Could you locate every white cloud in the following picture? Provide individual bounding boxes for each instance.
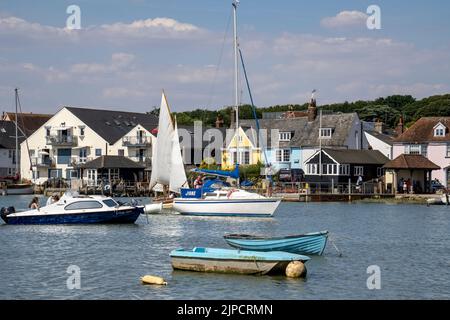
[321,11,368,29]
[70,53,135,74]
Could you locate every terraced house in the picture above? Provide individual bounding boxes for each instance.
[392,117,450,187]
[238,97,369,172]
[20,107,158,185]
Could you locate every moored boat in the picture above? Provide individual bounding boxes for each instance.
[173,189,281,217]
[170,247,310,276]
[224,231,329,256]
[0,194,143,225]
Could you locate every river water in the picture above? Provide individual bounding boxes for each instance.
[0,195,449,299]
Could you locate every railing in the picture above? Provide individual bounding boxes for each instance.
[271,181,386,195]
[70,156,93,166]
[129,156,151,167]
[122,136,152,146]
[46,135,78,146]
[31,157,54,167]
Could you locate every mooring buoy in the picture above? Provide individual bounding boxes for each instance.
[285,261,307,278]
[141,275,167,285]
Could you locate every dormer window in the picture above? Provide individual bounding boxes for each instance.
[434,123,446,137]
[320,128,333,139]
[279,132,292,142]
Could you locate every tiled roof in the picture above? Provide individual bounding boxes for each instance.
[0,120,21,149]
[395,117,450,143]
[4,112,52,137]
[78,155,145,169]
[323,148,389,165]
[383,154,440,170]
[66,107,158,144]
[240,113,358,148]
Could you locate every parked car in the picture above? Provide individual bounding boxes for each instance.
[278,169,304,183]
[431,179,445,193]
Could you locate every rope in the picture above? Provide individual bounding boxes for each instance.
[329,236,343,257]
[206,7,232,109]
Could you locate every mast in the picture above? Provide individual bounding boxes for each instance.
[14,88,19,178]
[233,0,240,186]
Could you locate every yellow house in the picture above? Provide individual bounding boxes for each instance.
[221,126,261,169]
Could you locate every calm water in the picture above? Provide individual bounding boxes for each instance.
[0,195,449,300]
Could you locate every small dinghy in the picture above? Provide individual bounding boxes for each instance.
[170,247,310,276]
[0,193,143,225]
[224,231,329,256]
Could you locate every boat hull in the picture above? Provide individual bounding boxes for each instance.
[172,198,281,217]
[1,207,143,225]
[5,186,34,195]
[171,256,288,275]
[170,247,309,276]
[224,231,329,256]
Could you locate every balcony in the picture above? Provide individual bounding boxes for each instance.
[46,135,78,146]
[70,156,93,167]
[129,156,152,168]
[122,136,152,147]
[31,157,54,168]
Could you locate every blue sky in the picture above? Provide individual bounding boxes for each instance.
[1,0,450,114]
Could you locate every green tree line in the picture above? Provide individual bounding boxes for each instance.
[150,94,450,129]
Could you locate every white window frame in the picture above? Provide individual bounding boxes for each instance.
[276,149,290,162]
[354,166,364,176]
[279,132,292,142]
[320,128,333,139]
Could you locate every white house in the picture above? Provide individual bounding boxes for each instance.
[20,107,158,185]
[0,121,19,177]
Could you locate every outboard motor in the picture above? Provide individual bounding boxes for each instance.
[0,206,15,223]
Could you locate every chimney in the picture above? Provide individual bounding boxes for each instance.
[215,115,224,128]
[395,116,404,136]
[307,97,317,122]
[374,119,384,134]
[230,108,236,128]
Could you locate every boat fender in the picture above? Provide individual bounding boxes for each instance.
[285,261,307,278]
[141,275,167,285]
[144,203,163,214]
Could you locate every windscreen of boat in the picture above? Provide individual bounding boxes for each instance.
[102,199,118,207]
[64,201,103,210]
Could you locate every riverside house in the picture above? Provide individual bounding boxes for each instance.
[237,97,369,172]
[20,107,158,186]
[392,117,450,187]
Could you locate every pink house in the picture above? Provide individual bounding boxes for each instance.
[393,117,450,187]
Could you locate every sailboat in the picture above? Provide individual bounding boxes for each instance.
[144,92,188,213]
[1,89,34,195]
[171,0,281,217]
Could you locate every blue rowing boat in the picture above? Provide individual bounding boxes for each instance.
[224,231,329,256]
[170,247,310,275]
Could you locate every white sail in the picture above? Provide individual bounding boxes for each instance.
[169,119,188,193]
[149,92,175,189]
[150,92,188,193]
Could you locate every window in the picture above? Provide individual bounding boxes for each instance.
[242,151,250,164]
[377,167,385,177]
[276,149,290,162]
[434,124,446,137]
[79,126,85,136]
[65,201,103,210]
[118,149,125,157]
[95,148,102,157]
[69,170,79,179]
[405,144,427,157]
[279,132,292,142]
[320,128,332,139]
[57,148,71,165]
[354,166,364,176]
[79,148,87,163]
[447,144,450,158]
[103,199,118,208]
[339,164,350,176]
[29,149,36,158]
[45,128,51,137]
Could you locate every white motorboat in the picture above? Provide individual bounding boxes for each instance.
[173,189,281,217]
[0,192,143,225]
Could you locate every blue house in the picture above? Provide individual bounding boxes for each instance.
[239,98,368,173]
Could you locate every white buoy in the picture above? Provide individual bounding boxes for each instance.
[285,261,307,278]
[141,275,167,285]
[144,203,163,214]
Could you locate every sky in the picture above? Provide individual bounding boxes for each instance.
[1,0,450,114]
